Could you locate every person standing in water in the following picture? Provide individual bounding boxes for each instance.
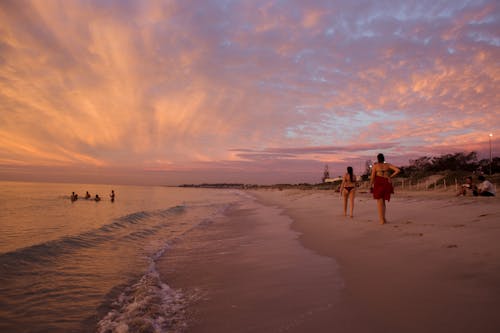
[370,153,400,225]
[110,190,115,202]
[340,166,357,218]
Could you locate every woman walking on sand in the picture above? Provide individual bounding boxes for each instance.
[370,153,400,224]
[340,166,357,218]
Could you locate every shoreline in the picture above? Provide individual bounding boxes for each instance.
[157,195,346,332]
[250,189,500,332]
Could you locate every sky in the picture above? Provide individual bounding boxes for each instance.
[0,0,499,185]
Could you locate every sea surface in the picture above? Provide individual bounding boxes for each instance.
[0,181,243,333]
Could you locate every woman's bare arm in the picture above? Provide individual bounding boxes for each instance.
[389,164,400,178]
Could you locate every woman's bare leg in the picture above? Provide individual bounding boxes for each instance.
[377,198,386,224]
[349,190,355,217]
[343,190,348,216]
[382,199,386,223]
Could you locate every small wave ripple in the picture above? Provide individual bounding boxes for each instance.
[0,205,186,269]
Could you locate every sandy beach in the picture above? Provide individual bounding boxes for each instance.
[252,189,500,332]
[158,188,500,332]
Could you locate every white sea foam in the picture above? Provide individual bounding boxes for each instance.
[96,265,190,333]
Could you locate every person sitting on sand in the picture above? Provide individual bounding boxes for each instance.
[85,191,91,199]
[370,153,400,225]
[340,166,357,218]
[94,194,101,202]
[456,176,478,196]
[477,175,496,197]
[71,192,78,202]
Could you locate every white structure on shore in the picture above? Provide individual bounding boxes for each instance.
[323,177,342,183]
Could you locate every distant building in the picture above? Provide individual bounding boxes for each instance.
[322,164,330,183]
[323,177,342,183]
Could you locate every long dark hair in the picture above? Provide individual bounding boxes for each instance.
[377,153,385,163]
[347,166,354,182]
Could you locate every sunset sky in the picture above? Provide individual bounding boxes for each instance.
[1,0,499,185]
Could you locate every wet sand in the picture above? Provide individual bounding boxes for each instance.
[157,196,347,332]
[158,189,500,332]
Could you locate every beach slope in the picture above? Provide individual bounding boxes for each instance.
[251,189,500,333]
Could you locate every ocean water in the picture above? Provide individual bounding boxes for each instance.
[0,181,243,333]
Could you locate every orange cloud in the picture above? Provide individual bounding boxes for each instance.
[0,0,498,184]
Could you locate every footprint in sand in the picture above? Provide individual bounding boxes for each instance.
[405,232,423,236]
[453,224,465,228]
[446,244,458,248]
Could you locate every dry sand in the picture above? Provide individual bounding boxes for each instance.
[251,189,500,333]
[159,189,500,332]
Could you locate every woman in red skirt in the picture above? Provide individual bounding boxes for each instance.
[370,153,400,224]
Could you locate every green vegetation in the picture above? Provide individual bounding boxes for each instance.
[399,152,499,182]
[360,151,498,182]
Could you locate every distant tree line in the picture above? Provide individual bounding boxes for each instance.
[361,152,499,181]
[178,183,245,188]
[401,152,499,177]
